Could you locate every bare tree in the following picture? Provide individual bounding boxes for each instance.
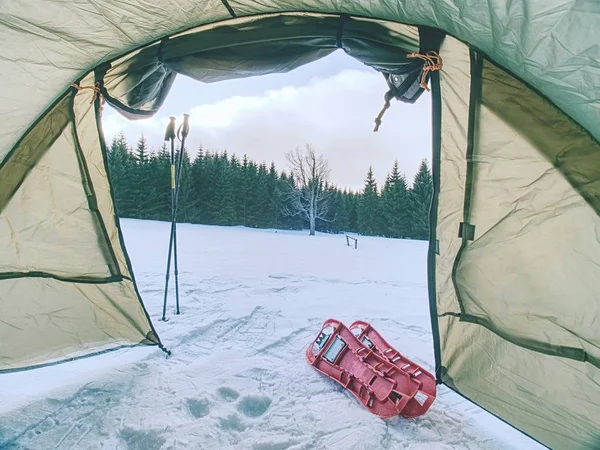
[283,144,333,236]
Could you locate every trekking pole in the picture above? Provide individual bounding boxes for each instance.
[161,115,177,321]
[172,113,190,315]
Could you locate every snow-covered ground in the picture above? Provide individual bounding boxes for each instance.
[0,220,543,450]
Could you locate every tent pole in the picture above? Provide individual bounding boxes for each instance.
[162,116,177,321]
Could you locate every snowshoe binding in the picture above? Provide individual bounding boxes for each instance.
[349,320,436,418]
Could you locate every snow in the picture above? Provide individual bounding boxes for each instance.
[0,219,543,449]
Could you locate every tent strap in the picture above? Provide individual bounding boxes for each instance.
[70,82,105,115]
[407,51,443,92]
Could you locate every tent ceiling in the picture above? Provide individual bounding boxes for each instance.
[1,1,599,163]
[101,13,422,118]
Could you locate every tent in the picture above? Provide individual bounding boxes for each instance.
[1,2,599,448]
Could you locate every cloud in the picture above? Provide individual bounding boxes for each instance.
[102,69,431,191]
[102,114,165,140]
[189,95,270,128]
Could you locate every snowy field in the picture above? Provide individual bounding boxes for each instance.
[0,220,543,450]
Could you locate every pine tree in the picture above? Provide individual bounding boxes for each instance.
[107,131,135,217]
[278,172,291,229]
[229,154,242,224]
[346,191,359,232]
[381,160,410,238]
[135,134,148,163]
[239,155,251,226]
[323,187,346,233]
[408,158,433,240]
[266,162,280,227]
[105,132,425,238]
[184,146,206,223]
[202,151,220,224]
[151,142,172,221]
[174,146,192,222]
[214,152,236,225]
[333,189,350,232]
[280,172,303,230]
[130,134,153,218]
[250,163,269,227]
[358,166,380,235]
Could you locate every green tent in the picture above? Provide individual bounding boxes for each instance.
[1,2,599,448]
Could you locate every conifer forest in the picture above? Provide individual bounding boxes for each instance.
[107,132,433,240]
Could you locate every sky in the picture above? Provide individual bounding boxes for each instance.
[102,50,431,192]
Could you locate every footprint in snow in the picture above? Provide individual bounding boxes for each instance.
[236,396,272,418]
[185,398,211,418]
[217,387,240,402]
[253,440,300,450]
[218,414,246,432]
[118,427,166,450]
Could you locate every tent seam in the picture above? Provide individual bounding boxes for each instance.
[220,0,236,18]
[425,29,445,385]
[459,313,598,369]
[0,272,128,284]
[70,91,122,278]
[0,344,152,375]
[0,96,71,213]
[451,48,482,318]
[94,72,166,352]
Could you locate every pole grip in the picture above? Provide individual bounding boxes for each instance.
[178,113,190,140]
[164,115,177,141]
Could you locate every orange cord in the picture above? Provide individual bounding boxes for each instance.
[406,51,443,92]
[373,51,443,132]
[70,81,105,115]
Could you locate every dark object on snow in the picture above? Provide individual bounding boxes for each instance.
[345,234,358,249]
[306,319,436,418]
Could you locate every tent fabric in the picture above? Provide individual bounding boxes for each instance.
[1,2,600,449]
[455,58,600,368]
[435,37,600,449]
[0,71,160,372]
[99,43,178,119]
[102,13,421,116]
[0,277,158,371]
[439,315,600,450]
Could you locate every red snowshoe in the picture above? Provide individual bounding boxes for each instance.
[349,320,436,418]
[306,319,423,419]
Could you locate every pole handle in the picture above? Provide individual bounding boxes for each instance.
[164,115,177,141]
[178,113,190,140]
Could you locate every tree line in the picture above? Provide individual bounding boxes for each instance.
[106,132,432,239]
